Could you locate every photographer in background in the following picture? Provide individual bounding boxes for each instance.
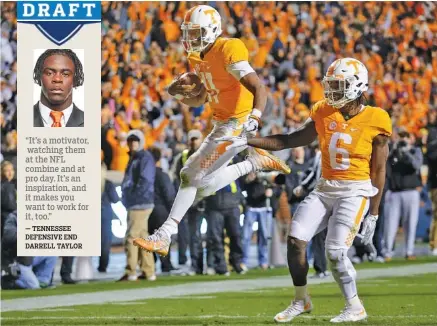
[205,163,245,275]
[1,211,57,289]
[426,109,437,256]
[384,131,423,260]
[241,171,277,270]
[286,147,312,216]
[148,147,177,274]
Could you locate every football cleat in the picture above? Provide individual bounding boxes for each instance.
[133,228,171,257]
[247,147,291,174]
[330,304,367,323]
[274,297,313,323]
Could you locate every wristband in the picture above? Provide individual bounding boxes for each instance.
[249,114,262,127]
[251,108,262,118]
[249,108,262,128]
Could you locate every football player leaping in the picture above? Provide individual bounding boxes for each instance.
[219,58,392,323]
[133,5,290,256]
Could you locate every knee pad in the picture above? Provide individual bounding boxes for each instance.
[326,247,348,262]
[326,247,356,282]
[180,165,197,188]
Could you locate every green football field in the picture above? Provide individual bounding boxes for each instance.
[2,258,437,326]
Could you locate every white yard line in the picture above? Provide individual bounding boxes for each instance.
[300,315,436,319]
[1,315,250,320]
[1,263,436,312]
[32,308,76,312]
[106,295,217,305]
[2,315,436,321]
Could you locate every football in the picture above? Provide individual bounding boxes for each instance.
[169,72,205,98]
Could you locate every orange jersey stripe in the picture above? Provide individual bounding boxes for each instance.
[345,197,368,247]
[354,197,367,227]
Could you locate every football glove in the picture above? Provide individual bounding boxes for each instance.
[359,214,378,245]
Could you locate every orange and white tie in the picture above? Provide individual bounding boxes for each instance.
[50,111,63,127]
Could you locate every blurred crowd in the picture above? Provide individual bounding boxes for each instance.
[2,2,437,289]
[100,1,437,175]
[1,2,17,171]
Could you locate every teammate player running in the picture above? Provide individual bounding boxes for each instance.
[219,58,392,323]
[133,5,290,256]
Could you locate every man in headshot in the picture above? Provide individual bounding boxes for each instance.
[33,49,84,127]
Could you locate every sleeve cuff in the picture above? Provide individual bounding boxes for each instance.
[226,61,255,80]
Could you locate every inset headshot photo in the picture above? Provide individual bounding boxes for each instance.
[33,49,84,127]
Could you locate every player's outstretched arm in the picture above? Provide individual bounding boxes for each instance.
[247,119,318,151]
[216,119,318,151]
[369,134,389,215]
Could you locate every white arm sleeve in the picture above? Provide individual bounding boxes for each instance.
[226,61,255,81]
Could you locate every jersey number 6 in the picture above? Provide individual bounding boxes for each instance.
[328,132,352,170]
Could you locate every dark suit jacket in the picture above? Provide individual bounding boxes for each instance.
[33,102,84,127]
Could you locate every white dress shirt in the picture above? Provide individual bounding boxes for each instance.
[39,102,73,127]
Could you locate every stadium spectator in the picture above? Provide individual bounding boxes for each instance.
[205,160,245,275]
[106,129,130,172]
[95,2,436,185]
[426,108,437,255]
[101,109,114,168]
[2,211,57,289]
[384,131,424,260]
[148,19,168,51]
[0,3,17,145]
[60,257,76,284]
[275,185,293,242]
[1,131,17,172]
[1,160,16,236]
[286,147,312,215]
[241,172,274,270]
[119,130,156,281]
[99,162,120,273]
